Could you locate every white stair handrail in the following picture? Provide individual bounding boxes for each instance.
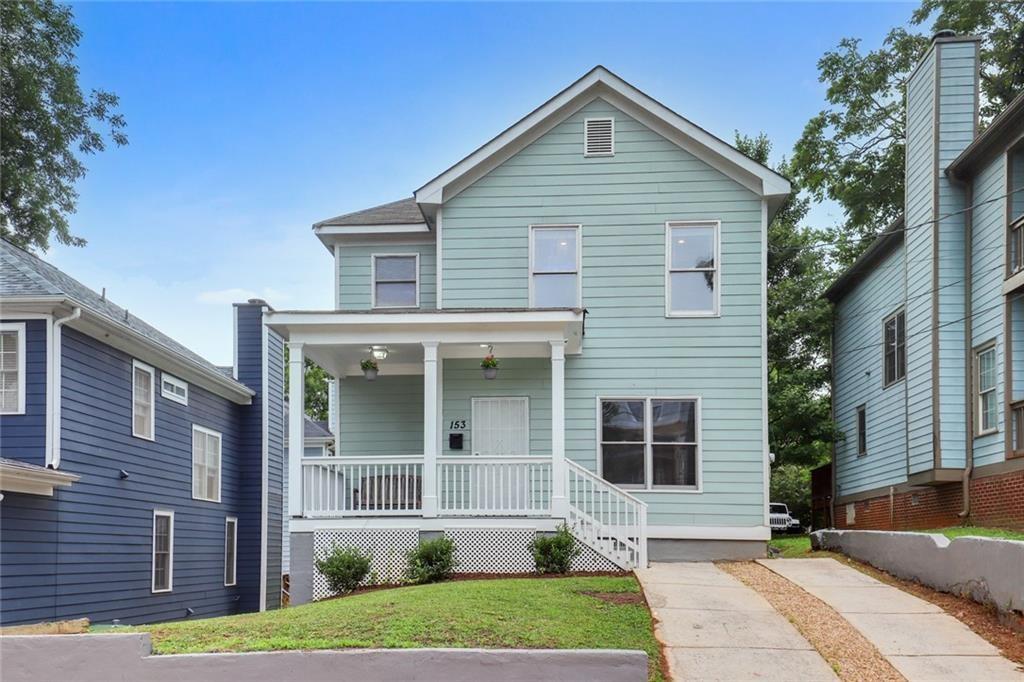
[565,460,648,569]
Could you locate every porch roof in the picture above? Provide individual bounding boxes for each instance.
[265,307,584,377]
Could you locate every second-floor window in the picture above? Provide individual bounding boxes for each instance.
[132,360,155,440]
[530,225,580,308]
[975,344,997,436]
[883,310,906,386]
[372,254,419,308]
[0,322,25,415]
[666,221,719,316]
[192,425,222,502]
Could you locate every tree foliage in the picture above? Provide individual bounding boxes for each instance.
[735,133,835,468]
[770,464,812,525]
[1,0,127,251]
[792,1,1024,266]
[284,347,331,422]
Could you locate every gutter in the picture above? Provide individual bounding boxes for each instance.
[958,179,975,519]
[47,306,81,469]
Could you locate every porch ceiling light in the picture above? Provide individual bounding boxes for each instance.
[370,345,389,361]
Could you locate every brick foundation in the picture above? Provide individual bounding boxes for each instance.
[834,467,1024,531]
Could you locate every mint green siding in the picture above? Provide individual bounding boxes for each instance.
[903,48,938,475]
[338,375,424,455]
[338,242,436,310]
[443,98,766,527]
[833,246,908,496]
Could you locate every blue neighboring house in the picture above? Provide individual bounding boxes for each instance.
[0,239,285,625]
[825,33,1024,530]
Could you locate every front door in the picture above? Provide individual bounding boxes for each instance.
[471,397,530,456]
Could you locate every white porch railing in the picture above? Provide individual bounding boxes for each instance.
[301,456,423,517]
[438,456,552,516]
[566,460,647,568]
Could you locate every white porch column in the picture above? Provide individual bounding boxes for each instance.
[422,341,440,517]
[327,378,340,438]
[550,339,568,517]
[287,342,305,518]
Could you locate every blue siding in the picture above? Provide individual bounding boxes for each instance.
[833,246,909,496]
[0,319,48,466]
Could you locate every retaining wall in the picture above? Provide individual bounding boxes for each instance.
[0,633,648,682]
[811,529,1024,615]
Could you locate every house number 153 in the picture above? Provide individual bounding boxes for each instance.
[448,420,467,430]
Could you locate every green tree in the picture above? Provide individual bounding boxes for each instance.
[284,347,330,422]
[792,1,1024,266]
[1,0,128,251]
[770,463,812,525]
[735,133,836,468]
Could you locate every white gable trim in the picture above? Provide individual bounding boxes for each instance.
[415,66,790,210]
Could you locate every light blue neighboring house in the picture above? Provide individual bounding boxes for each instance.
[826,32,1024,530]
[269,66,791,601]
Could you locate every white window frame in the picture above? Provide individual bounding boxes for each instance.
[224,516,238,587]
[665,221,721,317]
[161,373,188,405]
[583,117,615,157]
[0,322,27,416]
[192,424,223,503]
[151,510,174,593]
[882,309,906,387]
[132,360,156,441]
[975,343,998,437]
[470,396,531,456]
[371,253,420,309]
[528,224,582,309]
[595,396,702,492]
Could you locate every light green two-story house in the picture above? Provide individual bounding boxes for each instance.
[268,67,790,601]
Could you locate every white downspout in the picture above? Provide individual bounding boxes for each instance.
[48,306,82,469]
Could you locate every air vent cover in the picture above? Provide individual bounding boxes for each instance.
[584,117,614,157]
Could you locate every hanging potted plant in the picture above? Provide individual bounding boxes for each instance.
[360,358,379,381]
[481,354,499,380]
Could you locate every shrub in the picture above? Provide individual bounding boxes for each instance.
[530,524,580,574]
[406,536,458,584]
[315,546,372,594]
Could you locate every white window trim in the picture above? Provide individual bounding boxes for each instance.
[975,342,998,437]
[132,360,156,441]
[192,424,223,503]
[151,509,174,593]
[594,395,703,492]
[0,322,27,416]
[583,117,615,157]
[665,220,721,318]
[161,373,188,405]
[882,309,906,387]
[528,224,582,309]
[371,253,420,309]
[224,516,238,587]
[470,396,531,456]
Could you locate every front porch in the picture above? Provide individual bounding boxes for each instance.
[267,308,647,569]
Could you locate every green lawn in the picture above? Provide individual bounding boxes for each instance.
[769,526,1024,558]
[134,576,665,681]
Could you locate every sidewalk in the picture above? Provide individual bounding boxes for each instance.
[636,563,838,681]
[758,558,1023,681]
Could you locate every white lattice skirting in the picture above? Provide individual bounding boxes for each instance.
[312,527,620,599]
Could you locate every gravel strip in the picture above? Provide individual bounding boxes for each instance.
[719,561,904,681]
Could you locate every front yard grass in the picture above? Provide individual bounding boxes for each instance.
[135,575,665,680]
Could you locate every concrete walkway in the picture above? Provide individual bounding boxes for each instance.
[636,563,838,681]
[758,558,1023,681]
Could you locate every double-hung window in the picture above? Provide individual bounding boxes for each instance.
[975,344,997,436]
[666,221,719,316]
[224,517,238,586]
[372,254,419,308]
[883,310,906,386]
[530,225,580,308]
[152,510,174,593]
[132,360,155,440]
[0,322,26,415]
[599,397,700,490]
[192,425,222,502]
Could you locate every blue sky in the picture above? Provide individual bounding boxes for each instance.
[53,1,914,365]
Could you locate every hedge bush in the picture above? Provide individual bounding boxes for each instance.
[315,546,372,594]
[530,524,580,573]
[406,536,458,584]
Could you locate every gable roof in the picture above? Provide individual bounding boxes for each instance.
[313,197,425,228]
[823,215,906,303]
[414,65,791,218]
[0,239,253,402]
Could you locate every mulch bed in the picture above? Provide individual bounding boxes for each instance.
[830,554,1024,665]
[719,561,903,681]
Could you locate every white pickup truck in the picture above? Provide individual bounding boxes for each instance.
[769,503,803,534]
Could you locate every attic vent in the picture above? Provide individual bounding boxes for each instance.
[584,117,614,157]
